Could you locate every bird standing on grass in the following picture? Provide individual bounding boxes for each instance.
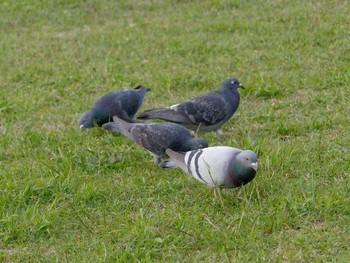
[102,116,208,167]
[165,146,257,188]
[137,78,244,135]
[79,85,150,130]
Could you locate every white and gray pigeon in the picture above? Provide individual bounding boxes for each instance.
[137,78,244,135]
[102,116,209,167]
[79,85,150,130]
[165,146,257,188]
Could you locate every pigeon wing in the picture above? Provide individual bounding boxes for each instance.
[174,92,227,125]
[130,123,181,156]
[110,90,142,119]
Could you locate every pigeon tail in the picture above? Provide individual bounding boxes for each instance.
[102,116,135,140]
[159,160,178,168]
[101,122,121,134]
[165,149,188,172]
[112,116,135,138]
[134,85,150,92]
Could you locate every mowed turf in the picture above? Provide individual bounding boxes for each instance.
[0,0,349,261]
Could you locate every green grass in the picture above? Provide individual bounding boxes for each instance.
[1,0,349,261]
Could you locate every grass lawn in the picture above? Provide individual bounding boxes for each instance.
[1,0,349,261]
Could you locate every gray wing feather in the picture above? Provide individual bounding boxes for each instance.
[175,92,227,124]
[137,108,190,123]
[130,123,188,156]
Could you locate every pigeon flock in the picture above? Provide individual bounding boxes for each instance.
[79,78,258,190]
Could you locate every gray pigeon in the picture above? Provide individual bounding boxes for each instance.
[102,116,208,166]
[79,85,150,130]
[137,78,244,135]
[165,146,257,188]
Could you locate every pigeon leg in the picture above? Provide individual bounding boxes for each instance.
[159,160,177,168]
[215,129,229,139]
[213,187,218,200]
[154,156,161,165]
[149,152,161,165]
[215,129,225,136]
[195,123,202,137]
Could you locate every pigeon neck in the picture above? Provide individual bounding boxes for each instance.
[93,108,110,125]
[221,88,240,114]
[221,87,240,96]
[220,88,240,104]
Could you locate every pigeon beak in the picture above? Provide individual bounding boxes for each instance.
[251,162,258,171]
[80,124,85,130]
[239,83,245,89]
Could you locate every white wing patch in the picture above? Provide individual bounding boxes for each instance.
[169,103,180,110]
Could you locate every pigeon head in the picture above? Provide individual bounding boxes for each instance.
[232,150,258,185]
[183,137,209,151]
[79,109,108,130]
[79,111,94,130]
[221,78,245,92]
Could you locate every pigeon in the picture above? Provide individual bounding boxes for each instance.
[165,146,257,188]
[137,78,244,135]
[102,116,208,167]
[79,85,150,130]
